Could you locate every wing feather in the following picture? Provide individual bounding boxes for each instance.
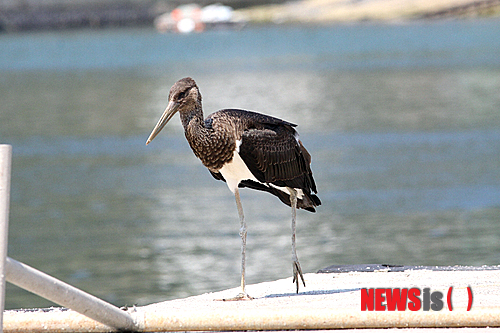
[238,120,316,193]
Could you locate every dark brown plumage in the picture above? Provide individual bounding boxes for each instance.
[146,77,320,299]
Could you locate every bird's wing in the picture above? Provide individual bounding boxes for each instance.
[208,109,297,129]
[238,120,315,192]
[209,170,225,182]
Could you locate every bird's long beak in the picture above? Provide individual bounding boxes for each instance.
[146,101,180,145]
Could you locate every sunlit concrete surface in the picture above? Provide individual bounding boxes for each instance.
[3,267,500,332]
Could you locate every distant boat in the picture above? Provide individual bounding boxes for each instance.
[154,3,247,33]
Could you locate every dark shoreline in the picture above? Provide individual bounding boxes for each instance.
[1,0,499,32]
[0,0,281,32]
[0,2,157,32]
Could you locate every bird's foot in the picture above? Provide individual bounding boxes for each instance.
[218,292,254,301]
[292,259,306,293]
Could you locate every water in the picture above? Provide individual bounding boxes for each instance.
[1,20,500,309]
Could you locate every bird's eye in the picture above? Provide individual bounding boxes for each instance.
[178,90,188,100]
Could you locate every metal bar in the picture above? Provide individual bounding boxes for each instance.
[0,144,140,331]
[5,257,140,332]
[0,145,13,333]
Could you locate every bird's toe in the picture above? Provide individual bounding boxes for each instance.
[292,260,306,293]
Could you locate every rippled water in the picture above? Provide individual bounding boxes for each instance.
[1,21,500,309]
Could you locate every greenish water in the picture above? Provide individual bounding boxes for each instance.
[1,21,500,309]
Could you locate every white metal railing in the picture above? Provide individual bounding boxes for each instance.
[0,144,140,332]
[0,145,11,332]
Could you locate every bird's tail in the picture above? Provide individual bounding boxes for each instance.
[239,180,321,212]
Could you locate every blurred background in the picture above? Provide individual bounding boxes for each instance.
[1,0,500,310]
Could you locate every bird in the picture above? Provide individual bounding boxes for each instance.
[146,77,320,300]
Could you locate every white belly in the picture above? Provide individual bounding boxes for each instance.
[219,149,258,193]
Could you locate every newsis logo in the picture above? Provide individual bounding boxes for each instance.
[361,287,473,311]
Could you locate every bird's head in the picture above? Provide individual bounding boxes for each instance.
[146,77,201,145]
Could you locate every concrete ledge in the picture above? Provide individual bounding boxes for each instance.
[4,268,500,332]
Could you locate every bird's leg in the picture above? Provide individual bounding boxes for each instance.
[288,187,305,293]
[222,188,253,301]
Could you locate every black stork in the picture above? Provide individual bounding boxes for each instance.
[146,77,320,300]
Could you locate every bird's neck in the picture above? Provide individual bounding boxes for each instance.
[180,104,204,130]
[181,106,236,172]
